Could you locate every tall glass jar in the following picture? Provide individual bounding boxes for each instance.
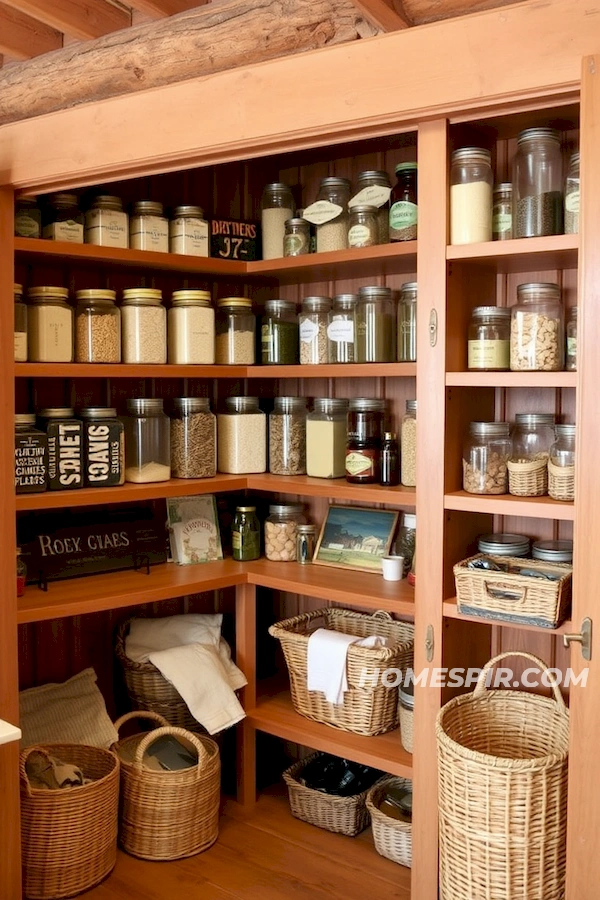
[401,400,417,487]
[463,422,511,494]
[75,289,121,363]
[37,408,84,492]
[299,296,330,364]
[389,162,418,242]
[43,193,84,243]
[15,197,41,239]
[129,201,169,252]
[346,397,385,484]
[169,205,209,256]
[124,398,171,483]
[450,148,493,245]
[27,286,73,362]
[328,294,357,363]
[215,298,256,365]
[564,151,580,234]
[217,396,266,474]
[170,397,216,479]
[566,306,577,371]
[261,183,294,260]
[514,128,563,237]
[348,205,378,248]
[264,504,305,561]
[15,413,47,494]
[14,284,27,362]
[80,407,125,487]
[121,288,167,364]
[85,195,128,248]
[232,506,261,561]
[510,282,564,371]
[269,396,307,475]
[283,217,311,257]
[508,412,555,497]
[168,290,214,365]
[261,299,299,364]
[312,177,351,253]
[492,183,513,241]
[355,286,395,362]
[306,398,348,478]
[397,282,417,362]
[548,423,576,502]
[467,306,511,371]
[352,170,392,244]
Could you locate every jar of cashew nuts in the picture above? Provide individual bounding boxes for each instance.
[463,422,511,494]
[510,282,564,371]
[264,503,306,561]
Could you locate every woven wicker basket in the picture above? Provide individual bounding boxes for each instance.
[283,752,372,836]
[437,652,570,900]
[454,553,572,628]
[20,743,119,899]
[366,776,412,867]
[507,456,548,497]
[112,711,220,861]
[269,608,414,736]
[398,699,414,754]
[548,460,575,501]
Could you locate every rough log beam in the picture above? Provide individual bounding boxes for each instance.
[126,0,208,17]
[0,2,62,59]
[0,0,130,40]
[0,0,380,125]
[404,0,521,24]
[352,0,410,30]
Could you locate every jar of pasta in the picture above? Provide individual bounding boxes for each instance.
[269,396,307,476]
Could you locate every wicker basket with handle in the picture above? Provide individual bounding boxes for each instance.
[366,776,412,867]
[436,651,570,900]
[269,607,414,736]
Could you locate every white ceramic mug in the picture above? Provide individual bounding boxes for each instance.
[381,555,404,581]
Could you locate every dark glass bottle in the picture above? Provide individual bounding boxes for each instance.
[380,432,400,486]
[389,163,418,242]
[345,398,385,484]
[232,506,261,561]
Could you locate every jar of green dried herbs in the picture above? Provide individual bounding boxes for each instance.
[261,299,299,364]
[232,506,261,560]
[355,286,395,362]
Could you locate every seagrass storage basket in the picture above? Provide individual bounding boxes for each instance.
[454,553,572,628]
[507,456,548,496]
[366,776,412,867]
[112,711,220,861]
[269,608,414,736]
[20,743,120,899]
[436,652,570,900]
[283,752,372,836]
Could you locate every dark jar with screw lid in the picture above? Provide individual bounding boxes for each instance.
[346,398,385,484]
[37,408,84,491]
[80,408,125,487]
[15,413,47,494]
[232,506,261,561]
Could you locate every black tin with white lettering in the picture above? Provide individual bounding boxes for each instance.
[15,413,47,493]
[80,407,125,487]
[37,408,83,491]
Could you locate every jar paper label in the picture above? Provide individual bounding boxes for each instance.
[14,332,27,361]
[43,221,84,243]
[492,212,512,234]
[349,185,392,209]
[232,531,241,550]
[130,216,169,252]
[345,451,374,476]
[389,201,418,231]
[303,200,343,225]
[283,233,308,255]
[85,209,129,248]
[170,217,209,256]
[327,319,354,343]
[348,224,374,247]
[300,318,320,343]
[468,339,510,369]
[15,213,40,238]
[567,336,577,356]
[565,189,580,213]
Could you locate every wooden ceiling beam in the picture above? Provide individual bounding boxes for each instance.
[126,0,206,18]
[0,0,130,41]
[352,0,410,29]
[0,2,61,59]
[403,0,522,25]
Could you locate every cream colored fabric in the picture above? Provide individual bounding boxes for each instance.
[125,613,223,662]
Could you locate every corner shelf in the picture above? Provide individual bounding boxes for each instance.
[15,362,417,379]
[248,241,417,283]
[446,233,578,273]
[446,371,577,388]
[443,599,572,635]
[248,474,416,506]
[444,491,575,520]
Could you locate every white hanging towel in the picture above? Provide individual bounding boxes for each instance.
[307,629,393,706]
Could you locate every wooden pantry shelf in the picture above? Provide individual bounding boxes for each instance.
[248,241,417,283]
[244,363,417,378]
[446,233,578,273]
[446,371,577,388]
[443,598,572,634]
[247,474,416,506]
[15,362,416,379]
[444,490,575,520]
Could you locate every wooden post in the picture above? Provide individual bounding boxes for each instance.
[235,581,257,808]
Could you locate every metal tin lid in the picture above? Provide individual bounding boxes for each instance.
[268,503,303,516]
[126,398,164,414]
[517,127,561,144]
[472,306,511,318]
[516,282,561,301]
[171,289,211,305]
[80,407,118,418]
[172,205,204,218]
[225,396,261,413]
[311,398,349,415]
[265,299,297,314]
[273,396,307,413]
[357,285,392,302]
[27,286,69,301]
[38,408,75,418]
[406,400,417,413]
[284,217,309,228]
[173,397,211,413]
[570,151,580,164]
[470,421,510,436]
[451,147,491,164]
[15,413,35,425]
[395,162,418,173]
[532,540,573,563]
[348,398,386,412]
[514,413,556,427]
[350,204,379,214]
[318,176,352,188]
[478,533,531,555]
[357,170,391,185]
[236,506,257,512]
[217,297,252,308]
[297,524,317,533]
[403,513,416,529]
[301,296,331,312]
[75,289,117,302]
[49,192,78,207]
[400,282,418,295]
[14,284,23,297]
[494,183,513,193]
[132,200,164,216]
[332,294,358,308]
[122,288,163,304]
[90,195,123,210]
[555,423,576,436]
[263,182,292,193]
[399,681,415,708]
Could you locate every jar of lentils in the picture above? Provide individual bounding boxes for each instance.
[514,128,563,238]
[299,296,330,364]
[216,298,256,365]
[264,503,306,561]
[468,306,511,371]
[129,201,169,252]
[75,289,121,363]
[463,422,511,495]
[168,289,215,364]
[261,299,299,364]
[355,286,395,362]
[328,294,357,363]
[121,288,167,364]
[170,397,216,479]
[510,282,564,371]
[269,396,307,475]
[217,397,266,474]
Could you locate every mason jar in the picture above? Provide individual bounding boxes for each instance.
[355,285,395,362]
[170,396,216,479]
[510,282,564,371]
[27,286,73,363]
[401,399,417,487]
[566,306,577,371]
[299,296,330,365]
[397,282,417,362]
[314,177,351,253]
[450,148,493,244]
[261,183,294,260]
[467,306,511,371]
[389,162,418,242]
[85,195,128,248]
[532,540,573,564]
[353,170,392,244]
[129,200,169,252]
[508,412,555,497]
[215,298,256,365]
[548,423,576,502]
[217,396,266,474]
[328,294,357,363]
[124,398,171,483]
[492,183,513,241]
[463,422,511,494]
[261,299,299,364]
[121,287,167,364]
[14,284,27,362]
[14,197,41,239]
[478,533,531,557]
[348,205,378,248]
[168,289,215,364]
[346,397,385,484]
[514,128,563,237]
[80,407,125,487]
[283,217,311,257]
[169,205,209,256]
[37,408,84,491]
[306,398,348,478]
[264,503,306,561]
[564,151,580,234]
[15,413,47,494]
[75,289,121,363]
[42,193,84,243]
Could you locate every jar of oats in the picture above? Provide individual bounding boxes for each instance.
[510,282,564,371]
[121,288,167,364]
[168,289,215,364]
[264,503,306,561]
[75,289,121,363]
[216,298,256,365]
[217,396,266,473]
[463,422,511,494]
[269,396,307,476]
[299,296,331,364]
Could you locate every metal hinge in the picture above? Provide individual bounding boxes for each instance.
[425,625,434,662]
[429,309,438,347]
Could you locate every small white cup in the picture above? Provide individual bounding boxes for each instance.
[381,555,404,581]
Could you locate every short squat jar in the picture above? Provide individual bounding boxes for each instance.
[261,183,294,260]
[306,398,348,479]
[328,294,357,363]
[299,296,330,365]
[508,412,555,497]
[168,290,215,364]
[171,397,216,479]
[348,205,378,248]
[217,397,266,474]
[353,170,391,244]
[566,306,577,371]
[548,423,576,502]
[510,282,564,371]
[269,396,307,476]
[450,148,493,245]
[314,177,351,253]
[355,286,395,363]
[283,218,311,257]
[124,398,171,483]
[264,504,306,561]
[468,306,511,371]
[169,205,209,256]
[564,151,580,235]
[215,298,256,365]
[397,282,417,363]
[261,299,299,365]
[75,289,121,363]
[43,193,84,243]
[15,197,41,239]
[514,128,563,238]
[346,397,385,484]
[27,286,73,363]
[14,284,27,362]
[463,422,511,495]
[85,195,128,248]
[121,288,167,364]
[129,201,169,253]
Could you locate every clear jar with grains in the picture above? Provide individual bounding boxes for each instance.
[450,148,493,245]
[508,412,555,497]
[269,396,307,476]
[566,306,577,371]
[169,205,209,256]
[80,407,125,488]
[264,503,306,561]
[478,533,531,557]
[514,128,563,238]
[261,183,294,260]
[27,286,73,363]
[346,397,385,484]
[306,398,348,478]
[283,217,311,257]
[352,170,391,244]
[43,193,84,243]
[75,289,121,363]
[401,400,417,487]
[463,422,511,494]
[261,299,299,365]
[492,183,513,241]
[217,396,266,474]
[168,290,215,364]
[348,205,379,248]
[170,397,216,479]
[297,524,317,564]
[389,162,418,242]
[299,296,330,364]
[14,197,41,239]
[510,282,564,371]
[468,306,511,371]
[328,294,357,363]
[85,196,128,248]
[15,413,47,494]
[124,398,171,483]
[14,284,27,362]
[397,282,417,363]
[312,177,351,253]
[564,151,580,234]
[129,201,169,252]
[216,297,256,365]
[532,540,573,564]
[121,288,167,364]
[548,423,576,502]
[355,285,395,362]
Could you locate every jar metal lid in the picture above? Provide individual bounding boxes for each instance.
[265,299,297,313]
[16,198,37,207]
[75,289,117,302]
[532,540,573,563]
[127,398,164,413]
[555,423,576,436]
[469,421,510,436]
[395,161,418,173]
[332,294,358,307]
[358,285,392,301]
[570,306,578,317]
[400,282,418,294]
[297,524,317,533]
[171,205,204,218]
[451,147,491,163]
[122,288,163,304]
[406,400,417,413]
[318,176,352,188]
[171,289,211,305]
[49,192,78,206]
[569,151,580,164]
[38,408,75,418]
[517,127,561,144]
[132,200,164,216]
[494,183,513,193]
[80,407,118,418]
[225,396,261,413]
[514,413,556,427]
[301,296,331,312]
[349,398,386,412]
[311,398,349,414]
[15,413,35,425]
[90,195,123,210]
[357,170,391,184]
[350,204,379,214]
[472,306,511,318]
[268,503,303,516]
[173,397,211,413]
[516,282,561,301]
[28,286,69,301]
[285,218,309,228]
[217,297,252,308]
[403,513,416,529]
[14,284,23,296]
[263,182,292,193]
[478,533,531,554]
[273,396,307,413]
[236,506,257,512]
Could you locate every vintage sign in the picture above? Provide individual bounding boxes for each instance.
[210,218,260,261]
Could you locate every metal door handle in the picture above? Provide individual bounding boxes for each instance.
[563,617,593,661]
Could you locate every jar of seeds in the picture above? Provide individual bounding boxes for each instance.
[305,177,351,253]
[492,183,513,241]
[299,296,330,364]
[261,299,299,364]
[463,422,511,494]
[328,294,357,363]
[75,289,121,363]
[566,306,577,371]
[129,201,169,252]
[269,397,307,476]
[216,298,256,365]
[85,195,128,248]
[121,288,167,364]
[80,408,125,487]
[171,397,216,479]
[14,284,27,362]
[401,400,417,487]
[351,170,392,244]
[355,286,395,362]
[510,282,564,371]
[264,503,305,561]
[514,128,563,238]
[283,217,311,257]
[397,282,417,362]
[168,289,215,364]
[217,396,266,473]
[348,205,378,248]
[564,151,580,234]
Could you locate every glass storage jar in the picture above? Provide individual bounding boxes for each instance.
[508,412,555,497]
[80,407,125,487]
[217,396,266,474]
[170,397,216,479]
[450,148,493,244]
[269,396,307,476]
[348,205,378,248]
[328,294,357,363]
[37,408,84,491]
[463,422,511,494]
[566,306,577,371]
[389,162,418,242]
[168,289,214,364]
[355,286,395,363]
[548,423,576,502]
[232,506,261,561]
[514,128,563,237]
[15,197,41,238]
[85,195,128,248]
[216,297,256,365]
[564,151,580,234]
[395,512,416,578]
[261,183,294,260]
[401,399,417,487]
[312,177,351,253]
[296,523,317,565]
[27,286,73,362]
[492,183,513,241]
[397,282,417,362]
[306,398,348,478]
[169,205,209,256]
[14,284,27,362]
[346,397,385,484]
[124,398,171,483]
[43,193,84,243]
[129,200,169,252]
[510,282,564,371]
[264,503,305,561]
[15,413,47,494]
[478,533,531,557]
[75,289,121,363]
[283,217,311,257]
[467,306,511,371]
[121,287,167,364]
[261,299,299,364]
[299,296,330,364]
[352,170,392,244]
[532,540,573,564]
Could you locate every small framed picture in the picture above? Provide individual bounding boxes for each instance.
[167,495,223,565]
[313,505,400,574]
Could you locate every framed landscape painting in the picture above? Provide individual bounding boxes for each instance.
[313,505,399,573]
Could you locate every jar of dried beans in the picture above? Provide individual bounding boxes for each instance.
[75,289,121,363]
[216,298,256,365]
[217,396,266,474]
[168,289,215,364]
[121,288,167,364]
[171,397,216,479]
[299,296,330,364]
[463,422,511,495]
[264,503,305,561]
[510,282,564,371]
[269,396,307,476]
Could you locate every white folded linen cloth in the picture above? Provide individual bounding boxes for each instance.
[125,613,223,662]
[307,629,392,705]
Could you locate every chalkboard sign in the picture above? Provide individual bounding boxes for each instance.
[210,219,260,261]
